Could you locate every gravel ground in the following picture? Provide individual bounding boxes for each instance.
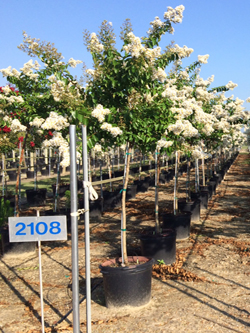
[1,151,250,332]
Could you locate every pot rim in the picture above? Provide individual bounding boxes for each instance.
[99,256,154,273]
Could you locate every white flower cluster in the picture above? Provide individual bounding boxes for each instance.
[19,60,40,81]
[198,54,209,64]
[67,58,83,68]
[156,139,173,149]
[0,94,24,104]
[0,66,21,78]
[10,119,27,132]
[41,112,69,131]
[164,5,185,24]
[191,146,206,159]
[91,104,111,123]
[225,81,238,90]
[195,75,214,87]
[169,44,194,58]
[150,16,164,29]
[48,76,80,102]
[168,119,199,138]
[100,122,123,137]
[123,32,144,58]
[152,67,167,83]
[42,131,71,167]
[196,87,215,102]
[92,143,103,153]
[30,117,45,128]
[89,33,104,53]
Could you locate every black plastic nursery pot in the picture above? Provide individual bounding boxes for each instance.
[7,171,16,181]
[41,169,49,176]
[140,228,176,265]
[0,226,36,256]
[52,184,70,197]
[133,179,149,193]
[99,256,154,308]
[26,188,47,205]
[191,191,209,210]
[178,199,200,223]
[126,184,138,200]
[207,181,217,196]
[26,170,35,179]
[162,212,191,239]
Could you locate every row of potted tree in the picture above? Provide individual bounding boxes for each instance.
[0,4,248,307]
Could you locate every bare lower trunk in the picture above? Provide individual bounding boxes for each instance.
[121,144,131,265]
[15,133,28,216]
[173,151,179,215]
[155,150,160,233]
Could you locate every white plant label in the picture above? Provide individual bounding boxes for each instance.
[8,216,67,242]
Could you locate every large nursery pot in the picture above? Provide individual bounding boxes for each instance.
[26,170,35,179]
[26,188,47,205]
[178,199,200,223]
[7,171,16,181]
[126,184,138,200]
[0,225,36,256]
[207,180,217,196]
[191,190,209,210]
[52,183,70,197]
[162,212,191,240]
[99,256,154,308]
[41,168,49,176]
[140,227,176,264]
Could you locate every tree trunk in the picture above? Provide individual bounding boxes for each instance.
[155,150,160,233]
[15,132,28,216]
[121,144,131,265]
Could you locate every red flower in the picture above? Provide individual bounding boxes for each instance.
[3,126,11,133]
[18,136,24,142]
[30,141,35,147]
[48,130,53,136]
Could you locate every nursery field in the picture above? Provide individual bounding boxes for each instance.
[1,150,250,332]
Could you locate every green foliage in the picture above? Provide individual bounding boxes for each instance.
[0,198,14,227]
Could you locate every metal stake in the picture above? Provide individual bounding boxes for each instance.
[69,125,80,333]
[82,125,91,333]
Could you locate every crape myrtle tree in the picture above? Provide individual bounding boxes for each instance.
[0,33,84,214]
[80,5,208,264]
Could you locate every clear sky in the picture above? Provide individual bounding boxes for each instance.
[1,0,250,109]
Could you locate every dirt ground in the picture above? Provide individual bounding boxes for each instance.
[1,150,250,333]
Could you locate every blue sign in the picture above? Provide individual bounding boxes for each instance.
[9,216,67,242]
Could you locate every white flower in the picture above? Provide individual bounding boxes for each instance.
[225,81,238,90]
[41,112,69,131]
[198,54,209,64]
[164,5,185,24]
[68,58,83,68]
[91,104,111,123]
[100,122,123,137]
[156,139,173,149]
[30,117,45,128]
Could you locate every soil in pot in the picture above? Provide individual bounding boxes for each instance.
[178,199,200,223]
[99,256,154,308]
[26,188,47,205]
[140,228,176,265]
[162,212,191,239]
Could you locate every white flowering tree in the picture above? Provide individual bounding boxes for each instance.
[0,33,84,213]
[80,5,207,264]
